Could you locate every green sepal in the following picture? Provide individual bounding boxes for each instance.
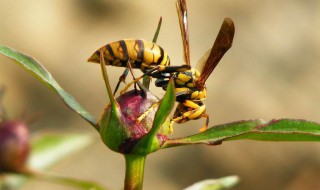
[133,80,175,155]
[98,102,129,153]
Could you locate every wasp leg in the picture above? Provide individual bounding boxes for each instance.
[125,60,149,97]
[113,68,129,95]
[198,113,209,132]
[137,100,175,134]
[120,64,191,95]
[136,88,189,123]
[126,60,138,90]
[169,120,175,133]
[119,66,159,95]
[119,76,146,95]
[115,59,148,96]
[136,102,159,123]
[172,100,208,132]
[114,59,136,95]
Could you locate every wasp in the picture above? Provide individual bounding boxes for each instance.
[88,39,170,72]
[88,0,234,132]
[136,0,235,131]
[88,39,167,94]
[88,37,189,94]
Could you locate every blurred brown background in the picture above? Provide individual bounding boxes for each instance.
[1,0,320,189]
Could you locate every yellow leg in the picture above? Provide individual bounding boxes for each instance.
[169,120,174,133]
[136,102,159,123]
[182,100,201,109]
[173,101,208,132]
[137,101,176,134]
[113,68,129,95]
[117,60,150,96]
[198,113,209,132]
[120,74,145,95]
[120,66,160,95]
[182,104,205,120]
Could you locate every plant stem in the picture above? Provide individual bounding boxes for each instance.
[124,154,146,190]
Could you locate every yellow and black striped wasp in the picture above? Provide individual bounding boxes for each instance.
[88,0,234,132]
[87,18,190,95]
[87,39,167,94]
[144,0,235,131]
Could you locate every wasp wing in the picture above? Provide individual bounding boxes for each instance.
[176,0,190,66]
[195,48,210,75]
[197,18,235,89]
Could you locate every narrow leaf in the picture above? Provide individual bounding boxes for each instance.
[228,119,320,141]
[27,171,107,190]
[29,133,93,169]
[184,176,239,190]
[0,46,97,129]
[163,119,320,148]
[152,17,162,43]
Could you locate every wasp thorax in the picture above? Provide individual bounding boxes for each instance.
[0,121,30,173]
[99,90,170,154]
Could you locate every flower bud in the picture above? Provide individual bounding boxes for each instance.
[98,90,171,155]
[0,120,30,173]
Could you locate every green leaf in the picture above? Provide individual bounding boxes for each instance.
[29,171,107,190]
[163,119,320,148]
[152,17,162,44]
[228,119,320,141]
[0,46,97,129]
[29,133,93,169]
[2,172,107,190]
[184,176,239,190]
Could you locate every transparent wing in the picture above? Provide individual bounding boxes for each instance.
[195,49,210,74]
[176,0,190,66]
[197,18,235,89]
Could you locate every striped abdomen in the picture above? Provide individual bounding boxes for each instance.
[87,39,170,71]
